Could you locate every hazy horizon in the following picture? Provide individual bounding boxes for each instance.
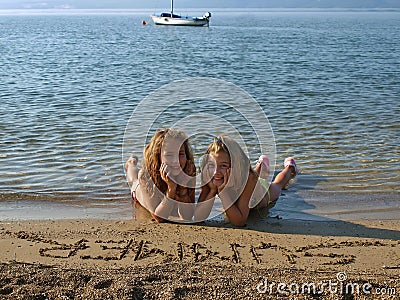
[1,0,399,10]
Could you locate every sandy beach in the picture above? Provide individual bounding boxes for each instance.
[0,215,399,299]
[1,8,399,300]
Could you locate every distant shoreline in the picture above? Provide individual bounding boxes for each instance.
[0,8,400,15]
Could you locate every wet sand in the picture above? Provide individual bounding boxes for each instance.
[0,217,399,299]
[2,189,399,222]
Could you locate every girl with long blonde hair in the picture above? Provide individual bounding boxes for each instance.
[194,135,297,226]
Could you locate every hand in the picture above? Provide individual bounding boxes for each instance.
[160,163,177,195]
[181,160,196,188]
[217,168,230,194]
[202,165,217,196]
[175,186,192,203]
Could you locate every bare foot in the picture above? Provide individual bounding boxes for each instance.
[254,155,270,179]
[282,157,298,189]
[284,157,298,178]
[126,155,139,184]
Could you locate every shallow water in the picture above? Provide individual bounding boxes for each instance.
[0,9,399,220]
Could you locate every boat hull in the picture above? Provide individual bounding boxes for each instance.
[151,15,209,26]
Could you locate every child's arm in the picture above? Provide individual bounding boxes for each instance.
[175,161,196,221]
[194,185,217,222]
[175,186,195,221]
[153,187,178,221]
[194,163,218,221]
[136,170,174,223]
[219,173,257,227]
[136,187,171,223]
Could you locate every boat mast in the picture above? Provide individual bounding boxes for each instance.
[171,0,174,15]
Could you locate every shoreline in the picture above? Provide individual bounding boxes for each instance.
[1,189,399,221]
[0,218,399,299]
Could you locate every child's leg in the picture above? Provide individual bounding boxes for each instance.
[253,156,297,209]
[268,157,297,202]
[126,156,140,204]
[268,167,294,200]
[126,156,139,186]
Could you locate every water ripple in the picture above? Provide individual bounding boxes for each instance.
[0,12,399,202]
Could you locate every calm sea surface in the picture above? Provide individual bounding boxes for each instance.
[0,10,399,220]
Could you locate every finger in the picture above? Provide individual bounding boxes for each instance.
[162,163,168,173]
[160,171,166,181]
[160,163,169,181]
[165,164,171,176]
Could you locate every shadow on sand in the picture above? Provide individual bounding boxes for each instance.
[134,173,400,240]
[203,173,400,240]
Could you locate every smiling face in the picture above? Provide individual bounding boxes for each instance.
[161,138,187,176]
[207,150,231,187]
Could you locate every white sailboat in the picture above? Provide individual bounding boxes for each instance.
[151,0,211,26]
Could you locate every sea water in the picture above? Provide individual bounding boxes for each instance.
[0,9,399,220]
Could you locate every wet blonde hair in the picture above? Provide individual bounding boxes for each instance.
[140,128,195,199]
[203,135,254,197]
